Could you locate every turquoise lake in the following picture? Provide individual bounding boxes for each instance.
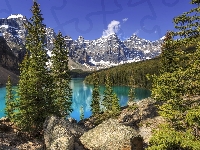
[0,78,151,121]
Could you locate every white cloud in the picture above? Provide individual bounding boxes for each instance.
[102,20,121,37]
[122,18,128,23]
[133,29,139,35]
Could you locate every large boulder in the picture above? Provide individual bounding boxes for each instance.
[80,118,143,150]
[118,98,158,127]
[43,115,86,150]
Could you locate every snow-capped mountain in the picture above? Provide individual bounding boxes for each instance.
[66,33,163,69]
[0,14,27,61]
[0,14,163,70]
[0,14,57,62]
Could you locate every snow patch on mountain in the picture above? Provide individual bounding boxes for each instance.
[7,14,24,19]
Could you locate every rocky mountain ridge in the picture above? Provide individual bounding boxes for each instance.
[0,14,163,70]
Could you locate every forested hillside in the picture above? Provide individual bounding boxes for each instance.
[84,57,161,89]
[147,0,200,149]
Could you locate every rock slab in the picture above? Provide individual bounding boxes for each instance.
[80,118,143,150]
[43,116,75,150]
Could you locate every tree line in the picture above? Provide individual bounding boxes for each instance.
[85,57,161,89]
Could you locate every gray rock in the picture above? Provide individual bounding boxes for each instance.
[80,118,143,150]
[43,116,75,150]
[118,98,158,126]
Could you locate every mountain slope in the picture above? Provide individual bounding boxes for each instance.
[66,34,163,69]
[0,36,19,74]
[0,35,19,87]
[0,66,19,87]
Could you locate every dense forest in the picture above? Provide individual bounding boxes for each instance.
[70,69,92,78]
[84,57,161,89]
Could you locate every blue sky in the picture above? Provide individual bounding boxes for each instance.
[0,0,195,41]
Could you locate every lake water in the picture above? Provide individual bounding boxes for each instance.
[0,78,151,121]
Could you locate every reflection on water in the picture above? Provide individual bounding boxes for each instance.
[0,78,151,121]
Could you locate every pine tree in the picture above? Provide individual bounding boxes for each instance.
[160,31,179,73]
[102,74,114,111]
[102,74,121,114]
[14,2,51,133]
[148,1,200,149]
[111,93,120,114]
[128,74,135,102]
[80,106,84,120]
[51,32,72,117]
[90,73,101,115]
[5,75,14,120]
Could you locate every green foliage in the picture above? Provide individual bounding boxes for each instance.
[69,69,91,78]
[90,73,101,115]
[148,123,200,150]
[51,32,72,117]
[102,74,121,115]
[92,111,120,126]
[85,57,161,89]
[90,73,121,124]
[127,104,138,111]
[149,1,200,149]
[5,75,15,120]
[128,75,135,102]
[160,31,180,73]
[14,2,50,133]
[102,74,114,111]
[111,93,120,114]
[80,106,84,120]
[8,2,72,134]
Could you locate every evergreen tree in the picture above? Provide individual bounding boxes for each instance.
[5,75,14,120]
[102,74,114,111]
[111,93,120,114]
[128,74,135,102]
[14,2,51,133]
[148,1,200,149]
[160,31,179,73]
[51,32,72,117]
[90,73,101,115]
[102,74,121,114]
[80,106,84,120]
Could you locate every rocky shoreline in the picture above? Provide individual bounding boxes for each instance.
[0,98,165,150]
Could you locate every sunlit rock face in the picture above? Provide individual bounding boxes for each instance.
[80,118,143,150]
[43,115,86,150]
[66,33,163,69]
[0,36,18,73]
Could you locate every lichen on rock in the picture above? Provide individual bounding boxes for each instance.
[80,118,143,150]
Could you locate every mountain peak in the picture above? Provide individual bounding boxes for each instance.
[7,14,24,19]
[101,33,117,39]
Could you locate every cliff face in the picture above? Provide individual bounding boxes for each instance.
[0,36,19,86]
[0,36,19,74]
[0,66,19,87]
